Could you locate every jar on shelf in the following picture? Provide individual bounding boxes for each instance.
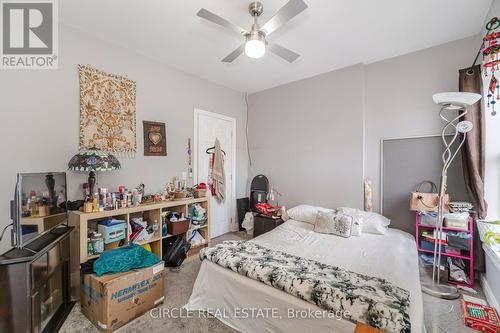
[91,232,104,254]
[87,238,94,255]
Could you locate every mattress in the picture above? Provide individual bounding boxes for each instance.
[185,219,424,333]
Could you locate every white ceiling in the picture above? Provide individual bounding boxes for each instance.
[61,0,492,93]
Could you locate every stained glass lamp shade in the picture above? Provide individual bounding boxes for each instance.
[68,149,121,199]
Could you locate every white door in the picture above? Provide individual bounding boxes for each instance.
[194,110,235,238]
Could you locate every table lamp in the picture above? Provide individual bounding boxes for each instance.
[421,92,481,300]
[68,149,121,200]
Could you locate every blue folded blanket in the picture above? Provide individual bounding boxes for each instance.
[93,243,161,276]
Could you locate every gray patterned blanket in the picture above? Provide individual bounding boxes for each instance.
[200,241,411,333]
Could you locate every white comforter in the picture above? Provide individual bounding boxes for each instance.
[185,219,424,333]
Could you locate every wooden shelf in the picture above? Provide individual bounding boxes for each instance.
[132,236,162,246]
[87,253,100,260]
[69,196,210,299]
[70,198,204,217]
[188,224,208,232]
[162,233,175,239]
[21,212,67,232]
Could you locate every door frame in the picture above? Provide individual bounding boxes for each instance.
[193,108,237,234]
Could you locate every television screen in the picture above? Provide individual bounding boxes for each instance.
[16,172,68,245]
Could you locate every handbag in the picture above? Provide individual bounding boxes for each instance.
[409,180,450,212]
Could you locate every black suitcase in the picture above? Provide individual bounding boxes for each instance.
[163,235,191,267]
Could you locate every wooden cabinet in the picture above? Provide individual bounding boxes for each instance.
[253,214,283,237]
[68,197,209,298]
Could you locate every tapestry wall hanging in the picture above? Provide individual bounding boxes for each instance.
[143,121,167,156]
[78,64,137,156]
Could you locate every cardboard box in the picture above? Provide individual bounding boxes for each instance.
[81,262,165,332]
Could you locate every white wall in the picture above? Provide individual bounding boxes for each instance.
[248,64,365,209]
[365,35,481,212]
[0,26,247,253]
[247,36,480,212]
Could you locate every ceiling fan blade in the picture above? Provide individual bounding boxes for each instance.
[222,44,245,63]
[197,8,247,36]
[268,43,300,62]
[260,0,308,36]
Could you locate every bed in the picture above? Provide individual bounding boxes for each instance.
[185,218,424,333]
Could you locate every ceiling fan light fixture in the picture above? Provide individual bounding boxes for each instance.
[245,39,265,58]
[245,32,266,58]
[197,0,308,63]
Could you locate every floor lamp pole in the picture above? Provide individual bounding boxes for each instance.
[422,92,480,299]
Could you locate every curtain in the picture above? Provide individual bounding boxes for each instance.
[459,64,487,272]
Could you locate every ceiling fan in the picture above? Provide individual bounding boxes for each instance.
[197,0,308,63]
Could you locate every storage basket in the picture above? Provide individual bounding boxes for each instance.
[418,211,439,226]
[444,212,469,230]
[167,219,190,236]
[173,191,187,200]
[477,220,500,242]
[194,189,207,198]
[447,231,471,251]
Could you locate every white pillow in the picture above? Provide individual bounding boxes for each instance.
[350,214,363,236]
[337,207,390,235]
[286,205,333,224]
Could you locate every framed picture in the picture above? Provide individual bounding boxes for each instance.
[143,121,167,156]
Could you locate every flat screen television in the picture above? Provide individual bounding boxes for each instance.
[11,172,68,248]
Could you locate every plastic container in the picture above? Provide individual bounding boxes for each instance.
[418,211,439,226]
[446,231,471,251]
[444,212,469,230]
[91,232,104,254]
[98,222,127,244]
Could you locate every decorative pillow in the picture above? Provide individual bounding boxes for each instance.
[314,211,353,238]
[350,215,363,236]
[338,207,390,235]
[286,205,334,224]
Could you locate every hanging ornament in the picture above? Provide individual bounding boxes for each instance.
[482,17,500,115]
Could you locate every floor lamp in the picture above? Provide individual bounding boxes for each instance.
[421,92,482,299]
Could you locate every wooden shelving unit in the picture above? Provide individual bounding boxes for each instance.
[21,212,67,232]
[68,197,209,296]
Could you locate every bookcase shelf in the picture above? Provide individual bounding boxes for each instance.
[69,197,210,297]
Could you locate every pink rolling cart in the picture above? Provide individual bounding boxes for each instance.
[416,212,474,288]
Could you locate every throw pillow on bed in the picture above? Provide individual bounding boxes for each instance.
[314,211,353,238]
[286,204,334,224]
[337,207,390,235]
[350,214,363,236]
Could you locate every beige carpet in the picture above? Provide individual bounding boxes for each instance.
[59,232,249,333]
[60,231,484,333]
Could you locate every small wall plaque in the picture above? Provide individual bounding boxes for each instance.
[143,121,167,156]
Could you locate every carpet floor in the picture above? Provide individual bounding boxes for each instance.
[60,231,487,333]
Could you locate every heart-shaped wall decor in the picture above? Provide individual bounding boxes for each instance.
[149,132,162,145]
